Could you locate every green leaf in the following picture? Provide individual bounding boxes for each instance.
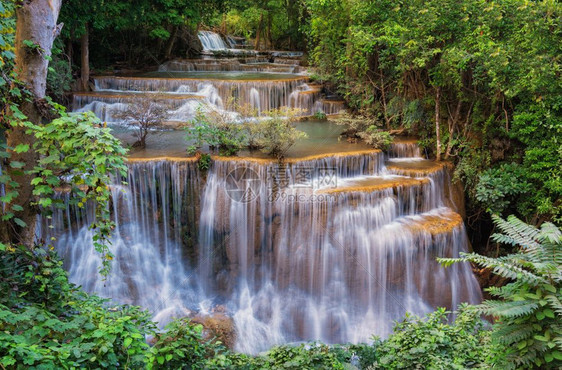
[13,218,27,227]
[14,144,30,153]
[123,337,132,348]
[9,161,25,168]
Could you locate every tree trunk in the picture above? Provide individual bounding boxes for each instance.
[266,14,273,49]
[255,14,263,50]
[445,100,462,159]
[434,87,441,161]
[80,23,89,91]
[164,26,178,60]
[4,0,62,245]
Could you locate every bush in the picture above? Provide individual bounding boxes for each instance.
[146,318,228,369]
[358,126,393,150]
[0,245,154,369]
[476,163,532,215]
[374,306,492,369]
[185,109,245,156]
[253,116,307,160]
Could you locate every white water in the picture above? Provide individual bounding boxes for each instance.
[46,145,482,353]
[198,31,229,50]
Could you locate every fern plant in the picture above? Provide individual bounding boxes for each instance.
[440,215,562,369]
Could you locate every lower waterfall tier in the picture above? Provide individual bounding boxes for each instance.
[45,153,482,353]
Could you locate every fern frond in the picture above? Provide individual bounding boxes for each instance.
[464,253,546,284]
[477,300,538,318]
[545,294,562,317]
[492,322,534,345]
[437,256,467,268]
[491,214,540,250]
[538,222,562,244]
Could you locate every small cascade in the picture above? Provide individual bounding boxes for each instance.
[313,99,346,115]
[198,30,229,50]
[289,84,322,115]
[388,139,423,158]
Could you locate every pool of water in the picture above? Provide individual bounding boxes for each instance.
[112,120,371,159]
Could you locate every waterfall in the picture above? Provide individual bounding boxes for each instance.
[48,145,482,354]
[44,160,204,325]
[198,30,229,50]
[75,75,320,121]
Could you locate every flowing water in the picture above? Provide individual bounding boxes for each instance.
[198,30,230,50]
[46,142,482,353]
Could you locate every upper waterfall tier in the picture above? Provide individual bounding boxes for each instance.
[159,59,303,73]
[75,72,340,121]
[198,30,230,50]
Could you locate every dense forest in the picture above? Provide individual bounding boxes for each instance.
[1,0,561,368]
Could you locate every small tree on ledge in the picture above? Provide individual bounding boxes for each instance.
[113,97,170,148]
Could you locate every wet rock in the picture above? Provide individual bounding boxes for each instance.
[191,311,236,350]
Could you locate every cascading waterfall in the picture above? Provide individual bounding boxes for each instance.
[45,160,203,324]
[75,75,323,121]
[198,30,229,50]
[50,144,482,354]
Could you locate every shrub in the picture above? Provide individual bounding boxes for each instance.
[476,163,532,215]
[258,343,345,369]
[0,245,154,369]
[252,108,307,160]
[374,306,492,369]
[146,318,228,369]
[358,126,393,150]
[314,111,327,120]
[185,109,245,156]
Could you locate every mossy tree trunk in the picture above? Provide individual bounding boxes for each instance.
[3,0,62,245]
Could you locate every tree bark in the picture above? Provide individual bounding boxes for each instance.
[164,26,178,60]
[435,87,442,161]
[254,14,263,50]
[3,0,62,245]
[80,23,89,91]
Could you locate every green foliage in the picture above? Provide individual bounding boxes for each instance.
[198,153,212,171]
[30,111,128,276]
[146,318,228,369]
[251,110,307,160]
[2,106,127,276]
[0,245,154,369]
[374,306,492,369]
[46,39,73,101]
[476,163,532,215]
[314,111,327,120]
[358,126,393,150]
[185,109,245,156]
[258,343,345,369]
[440,215,562,368]
[186,108,307,159]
